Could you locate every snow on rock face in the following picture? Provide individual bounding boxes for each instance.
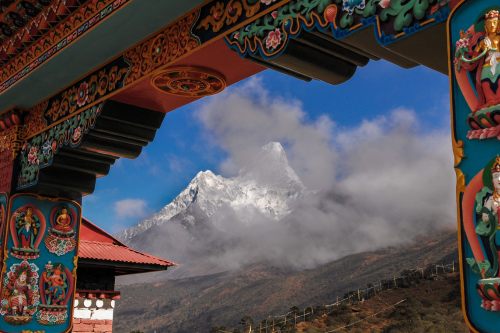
[116,142,305,242]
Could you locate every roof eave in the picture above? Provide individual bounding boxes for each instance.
[78,259,173,276]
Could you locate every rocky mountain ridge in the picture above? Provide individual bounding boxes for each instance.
[117,142,305,243]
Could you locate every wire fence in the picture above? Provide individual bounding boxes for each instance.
[214,261,458,333]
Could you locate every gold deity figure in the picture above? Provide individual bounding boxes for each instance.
[476,10,500,54]
[458,9,500,109]
[477,10,500,101]
[54,207,72,233]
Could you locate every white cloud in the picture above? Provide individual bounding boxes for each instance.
[114,199,149,219]
[197,76,337,189]
[132,77,456,276]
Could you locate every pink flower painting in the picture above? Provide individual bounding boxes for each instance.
[379,0,391,9]
[266,28,282,50]
[72,126,82,143]
[76,82,89,107]
[27,146,39,165]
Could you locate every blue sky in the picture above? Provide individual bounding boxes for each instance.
[83,60,450,232]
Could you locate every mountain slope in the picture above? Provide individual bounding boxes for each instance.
[114,231,458,333]
[117,142,304,243]
[294,272,466,333]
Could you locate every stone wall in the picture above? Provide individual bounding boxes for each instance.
[73,296,116,332]
[73,318,114,332]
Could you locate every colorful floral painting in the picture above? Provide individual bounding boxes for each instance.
[17,103,103,190]
[224,0,450,58]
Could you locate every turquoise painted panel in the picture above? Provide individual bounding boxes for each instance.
[450,1,500,332]
[0,194,81,333]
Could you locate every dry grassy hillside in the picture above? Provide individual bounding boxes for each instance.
[294,273,467,333]
[115,231,458,333]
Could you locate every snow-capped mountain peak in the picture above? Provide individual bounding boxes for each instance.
[117,142,305,242]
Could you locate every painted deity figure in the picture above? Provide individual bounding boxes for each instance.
[453,9,500,140]
[0,261,40,323]
[9,271,29,316]
[41,262,67,306]
[476,10,500,105]
[37,261,71,325]
[467,157,500,279]
[480,158,500,226]
[16,207,39,250]
[458,10,500,109]
[45,206,76,256]
[54,207,72,233]
[462,157,500,311]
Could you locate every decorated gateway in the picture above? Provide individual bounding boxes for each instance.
[0,0,496,332]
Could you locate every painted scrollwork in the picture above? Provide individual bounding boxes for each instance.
[41,61,129,125]
[196,0,266,33]
[124,11,200,85]
[17,104,103,190]
[225,0,450,58]
[22,101,49,139]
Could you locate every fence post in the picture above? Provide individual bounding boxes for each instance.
[357,289,361,301]
[452,261,455,273]
[393,276,397,288]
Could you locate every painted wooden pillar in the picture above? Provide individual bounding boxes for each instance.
[0,194,81,332]
[449,1,500,332]
[0,111,83,332]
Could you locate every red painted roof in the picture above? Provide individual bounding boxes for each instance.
[78,218,175,268]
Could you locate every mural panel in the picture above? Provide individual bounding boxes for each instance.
[0,194,80,333]
[450,1,500,332]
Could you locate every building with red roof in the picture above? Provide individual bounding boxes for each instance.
[73,218,174,333]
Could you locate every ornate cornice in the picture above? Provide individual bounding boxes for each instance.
[26,57,130,135]
[193,0,286,41]
[0,0,130,94]
[17,103,103,189]
[123,11,200,86]
[225,0,451,59]
[19,0,290,139]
